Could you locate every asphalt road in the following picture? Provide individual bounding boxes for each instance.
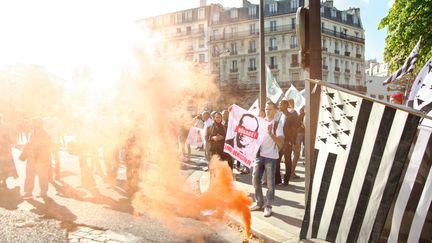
[0,146,254,243]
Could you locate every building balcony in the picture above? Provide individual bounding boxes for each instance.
[291,62,300,68]
[356,53,362,59]
[321,27,365,44]
[230,51,238,55]
[290,44,298,49]
[345,69,350,73]
[230,68,238,73]
[323,65,328,70]
[269,65,278,70]
[323,47,328,52]
[335,50,340,54]
[335,67,340,72]
[269,46,278,51]
[248,48,256,53]
[356,70,362,75]
[248,67,257,71]
[345,51,350,57]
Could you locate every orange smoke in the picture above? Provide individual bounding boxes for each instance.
[200,157,252,239]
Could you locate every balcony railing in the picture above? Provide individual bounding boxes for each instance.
[291,62,299,68]
[290,44,298,49]
[248,67,257,71]
[230,51,238,55]
[269,65,278,70]
[356,53,362,58]
[345,51,351,57]
[209,24,295,41]
[335,50,340,54]
[335,67,340,72]
[248,48,256,53]
[356,70,362,75]
[269,46,278,51]
[323,65,328,70]
[230,68,238,73]
[321,27,365,44]
[323,47,328,52]
[345,69,350,73]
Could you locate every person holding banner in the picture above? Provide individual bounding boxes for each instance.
[205,112,231,168]
[250,101,284,217]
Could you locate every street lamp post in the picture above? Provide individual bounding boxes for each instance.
[259,0,266,110]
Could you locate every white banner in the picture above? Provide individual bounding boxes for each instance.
[224,104,269,168]
[187,127,204,147]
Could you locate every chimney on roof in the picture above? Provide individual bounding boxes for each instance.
[323,0,333,8]
[200,0,206,7]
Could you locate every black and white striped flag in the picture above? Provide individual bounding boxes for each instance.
[300,85,428,242]
[407,55,432,116]
[383,38,421,85]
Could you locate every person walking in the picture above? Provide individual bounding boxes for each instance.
[0,115,18,189]
[250,101,284,217]
[20,118,51,199]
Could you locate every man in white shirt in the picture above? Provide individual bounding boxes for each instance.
[250,101,284,217]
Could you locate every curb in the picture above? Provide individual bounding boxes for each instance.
[199,172,300,243]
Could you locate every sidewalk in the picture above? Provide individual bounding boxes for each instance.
[200,159,306,243]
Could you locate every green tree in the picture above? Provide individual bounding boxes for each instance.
[379,0,432,73]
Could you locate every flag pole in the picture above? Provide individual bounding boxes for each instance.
[304,0,322,203]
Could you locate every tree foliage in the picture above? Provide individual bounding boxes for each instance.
[379,0,432,73]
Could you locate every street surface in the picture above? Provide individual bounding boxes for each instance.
[0,147,259,243]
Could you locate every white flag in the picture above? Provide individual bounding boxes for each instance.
[248,64,283,114]
[284,84,305,112]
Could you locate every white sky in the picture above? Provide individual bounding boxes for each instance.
[0,0,388,78]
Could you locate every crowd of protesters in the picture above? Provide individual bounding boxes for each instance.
[0,98,306,216]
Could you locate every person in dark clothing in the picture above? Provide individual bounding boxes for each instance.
[275,99,298,185]
[292,106,305,178]
[206,112,232,169]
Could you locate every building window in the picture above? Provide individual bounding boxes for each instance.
[270,37,277,50]
[199,54,205,63]
[212,13,220,23]
[291,0,299,9]
[176,12,183,24]
[291,35,298,48]
[333,25,337,35]
[331,9,336,18]
[270,56,278,69]
[199,39,205,48]
[185,10,193,21]
[292,72,300,81]
[323,57,327,69]
[250,23,256,34]
[249,6,257,17]
[231,60,238,72]
[335,42,339,54]
[322,38,327,51]
[199,24,204,33]
[270,20,277,32]
[249,40,256,52]
[249,58,256,71]
[320,6,324,14]
[269,2,278,14]
[345,61,349,72]
[186,26,191,35]
[291,54,299,67]
[342,12,347,22]
[176,27,181,34]
[231,42,237,54]
[230,9,238,19]
[231,27,237,37]
[353,15,359,25]
[198,8,205,20]
[291,17,296,29]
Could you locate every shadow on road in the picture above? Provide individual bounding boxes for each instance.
[26,196,77,222]
[0,186,23,210]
